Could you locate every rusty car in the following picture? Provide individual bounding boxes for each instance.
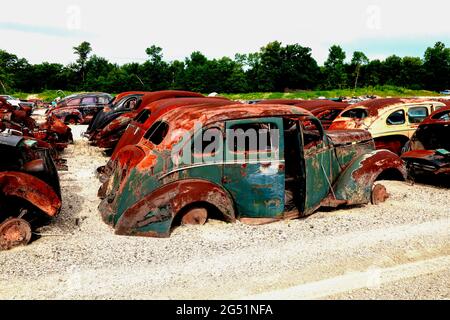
[85,91,149,138]
[0,133,62,250]
[90,91,205,150]
[46,92,112,125]
[328,98,446,154]
[401,105,450,179]
[98,104,406,238]
[97,97,237,185]
[256,99,349,129]
[1,97,73,152]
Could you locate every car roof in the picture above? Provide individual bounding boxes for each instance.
[342,98,442,117]
[138,91,204,111]
[421,106,450,125]
[154,103,312,131]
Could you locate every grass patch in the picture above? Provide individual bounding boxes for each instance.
[222,86,440,100]
[10,85,441,102]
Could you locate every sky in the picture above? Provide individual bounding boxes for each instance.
[0,0,449,66]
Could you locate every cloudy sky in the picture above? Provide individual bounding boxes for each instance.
[1,0,449,65]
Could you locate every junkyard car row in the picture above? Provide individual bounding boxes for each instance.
[0,91,449,249]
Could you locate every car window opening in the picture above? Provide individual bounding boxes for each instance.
[341,108,368,119]
[144,121,169,145]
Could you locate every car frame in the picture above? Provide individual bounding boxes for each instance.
[98,104,406,238]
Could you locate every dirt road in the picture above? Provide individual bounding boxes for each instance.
[0,125,449,300]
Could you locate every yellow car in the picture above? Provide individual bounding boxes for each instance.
[329,98,446,154]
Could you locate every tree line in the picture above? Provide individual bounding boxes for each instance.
[0,41,449,94]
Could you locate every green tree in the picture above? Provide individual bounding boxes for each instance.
[351,51,369,89]
[423,41,450,91]
[73,41,92,85]
[139,45,172,90]
[382,55,403,86]
[399,57,424,89]
[323,45,347,89]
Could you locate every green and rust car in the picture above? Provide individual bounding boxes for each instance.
[99,104,406,238]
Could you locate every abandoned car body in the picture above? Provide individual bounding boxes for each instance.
[97,97,235,183]
[401,106,450,179]
[46,92,112,125]
[98,104,406,238]
[85,91,149,138]
[0,133,62,250]
[1,97,73,152]
[329,98,446,154]
[256,99,348,129]
[91,91,205,149]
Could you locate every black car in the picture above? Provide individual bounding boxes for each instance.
[85,92,146,137]
[47,92,112,125]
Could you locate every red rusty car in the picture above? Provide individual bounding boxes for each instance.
[401,105,450,179]
[256,99,348,129]
[91,91,205,149]
[0,133,62,250]
[97,97,236,184]
[0,97,73,152]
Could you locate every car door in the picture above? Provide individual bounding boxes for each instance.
[223,117,285,219]
[301,117,334,214]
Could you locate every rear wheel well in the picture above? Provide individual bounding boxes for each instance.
[172,201,226,228]
[376,168,405,181]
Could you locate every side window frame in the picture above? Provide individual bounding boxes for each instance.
[407,106,429,124]
[386,109,406,126]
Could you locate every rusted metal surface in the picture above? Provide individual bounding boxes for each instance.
[1,97,72,152]
[91,91,206,149]
[0,133,62,250]
[371,184,389,205]
[98,103,405,238]
[105,97,236,173]
[0,218,32,250]
[257,99,348,129]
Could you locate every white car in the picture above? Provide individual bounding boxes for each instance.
[0,95,22,107]
[440,90,450,95]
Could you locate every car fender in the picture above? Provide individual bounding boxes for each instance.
[0,172,61,217]
[115,179,236,237]
[95,115,134,140]
[332,150,406,205]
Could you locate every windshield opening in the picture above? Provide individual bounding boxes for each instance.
[341,108,368,119]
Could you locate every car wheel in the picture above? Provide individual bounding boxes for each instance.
[371,184,389,205]
[181,208,208,225]
[0,218,32,250]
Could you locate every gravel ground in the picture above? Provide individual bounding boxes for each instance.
[0,124,449,300]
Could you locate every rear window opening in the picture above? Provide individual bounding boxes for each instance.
[135,109,151,124]
[432,110,450,121]
[144,121,169,145]
[341,108,368,119]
